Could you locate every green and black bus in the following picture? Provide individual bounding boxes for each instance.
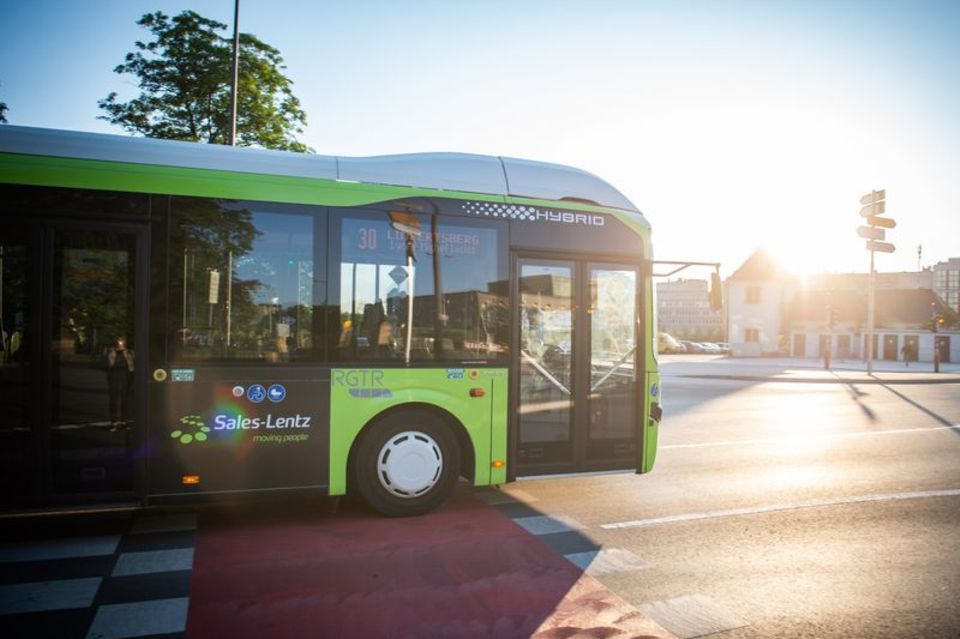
[0,125,661,516]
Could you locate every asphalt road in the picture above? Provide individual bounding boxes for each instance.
[504,374,960,638]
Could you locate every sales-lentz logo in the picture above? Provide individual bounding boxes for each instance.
[170,415,211,445]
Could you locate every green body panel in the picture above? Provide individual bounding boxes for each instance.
[642,231,660,472]
[642,370,661,472]
[328,368,509,495]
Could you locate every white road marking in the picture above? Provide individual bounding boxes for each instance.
[513,514,585,535]
[112,548,194,576]
[661,424,960,450]
[639,594,748,639]
[601,488,960,530]
[0,578,102,615]
[85,597,188,639]
[565,548,649,576]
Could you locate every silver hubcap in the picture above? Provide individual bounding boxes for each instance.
[377,430,443,498]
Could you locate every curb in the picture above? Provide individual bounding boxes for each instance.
[674,374,960,385]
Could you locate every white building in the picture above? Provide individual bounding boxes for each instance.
[725,250,795,356]
[725,249,959,362]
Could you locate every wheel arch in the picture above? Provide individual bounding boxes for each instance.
[346,402,476,494]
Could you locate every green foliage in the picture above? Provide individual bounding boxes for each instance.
[0,81,8,123]
[99,11,309,151]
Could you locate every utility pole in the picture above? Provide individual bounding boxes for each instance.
[931,302,943,373]
[228,0,240,146]
[857,190,895,375]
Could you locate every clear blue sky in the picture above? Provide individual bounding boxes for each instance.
[2,0,958,277]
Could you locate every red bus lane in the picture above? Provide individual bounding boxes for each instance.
[184,489,674,639]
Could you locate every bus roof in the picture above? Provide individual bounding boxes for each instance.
[0,125,640,213]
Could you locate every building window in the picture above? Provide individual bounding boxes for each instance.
[745,286,762,304]
[745,328,760,343]
[946,291,959,313]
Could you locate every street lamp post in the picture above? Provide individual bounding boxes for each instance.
[228,0,240,146]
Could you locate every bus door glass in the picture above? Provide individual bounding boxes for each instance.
[586,264,638,462]
[0,228,34,501]
[49,227,141,496]
[517,259,575,467]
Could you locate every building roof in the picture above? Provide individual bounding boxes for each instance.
[727,249,791,282]
[0,125,640,212]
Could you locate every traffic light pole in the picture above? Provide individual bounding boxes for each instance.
[933,313,940,374]
[866,248,875,375]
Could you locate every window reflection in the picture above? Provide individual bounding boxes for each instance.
[339,212,507,362]
[518,262,574,445]
[171,199,314,362]
[588,267,637,441]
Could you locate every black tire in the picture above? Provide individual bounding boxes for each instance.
[352,410,461,517]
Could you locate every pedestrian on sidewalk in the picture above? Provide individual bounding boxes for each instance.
[900,342,912,368]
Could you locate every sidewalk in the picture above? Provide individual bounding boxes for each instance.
[659,355,960,384]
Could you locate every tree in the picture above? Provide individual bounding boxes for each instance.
[0,81,8,123]
[99,11,309,151]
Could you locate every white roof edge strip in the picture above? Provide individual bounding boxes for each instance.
[0,125,639,212]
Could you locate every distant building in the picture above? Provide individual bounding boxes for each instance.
[725,249,959,362]
[656,279,724,341]
[787,288,952,362]
[806,270,932,292]
[933,258,960,313]
[725,249,795,356]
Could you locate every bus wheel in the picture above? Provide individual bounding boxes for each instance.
[354,410,461,517]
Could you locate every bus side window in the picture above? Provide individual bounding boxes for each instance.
[337,209,509,363]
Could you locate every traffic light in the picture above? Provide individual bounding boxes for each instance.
[858,190,896,254]
[930,302,946,332]
[709,271,723,311]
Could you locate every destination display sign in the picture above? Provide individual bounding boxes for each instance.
[343,217,486,263]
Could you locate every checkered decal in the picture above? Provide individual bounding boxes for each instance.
[461,201,540,220]
[461,201,607,226]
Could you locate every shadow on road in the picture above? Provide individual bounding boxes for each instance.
[833,375,878,421]
[876,381,960,437]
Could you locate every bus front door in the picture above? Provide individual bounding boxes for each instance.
[515,257,640,476]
